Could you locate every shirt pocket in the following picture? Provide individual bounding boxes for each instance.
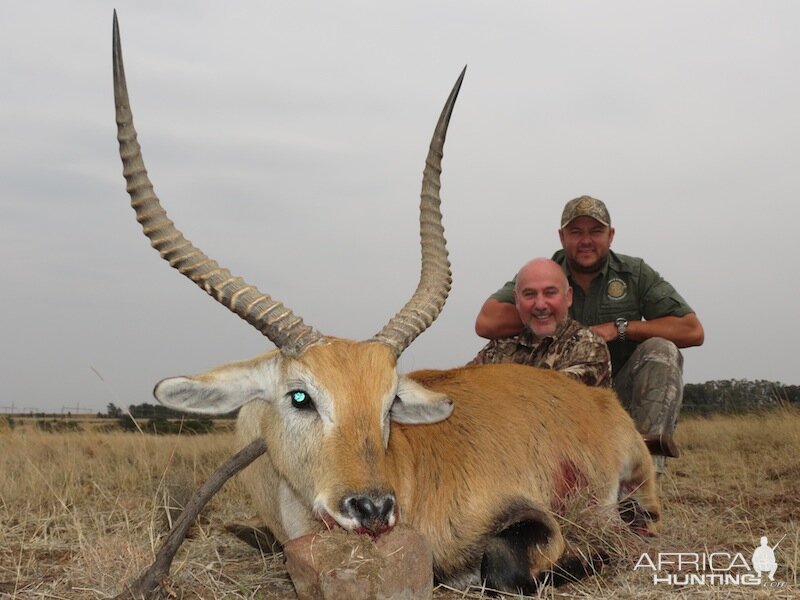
[597,298,640,323]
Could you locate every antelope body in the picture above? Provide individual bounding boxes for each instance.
[112,13,660,594]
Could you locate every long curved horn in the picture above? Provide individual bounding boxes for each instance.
[112,12,322,356]
[372,68,465,357]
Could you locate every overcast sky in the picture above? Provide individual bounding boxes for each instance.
[2,1,798,413]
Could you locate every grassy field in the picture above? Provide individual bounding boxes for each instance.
[1,409,798,599]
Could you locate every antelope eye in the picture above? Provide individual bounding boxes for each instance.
[289,390,313,410]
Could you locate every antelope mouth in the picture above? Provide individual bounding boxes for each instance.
[315,506,396,539]
[317,508,342,531]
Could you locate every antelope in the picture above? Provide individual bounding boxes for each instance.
[112,13,660,594]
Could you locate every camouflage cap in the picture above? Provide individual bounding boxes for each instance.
[560,195,611,229]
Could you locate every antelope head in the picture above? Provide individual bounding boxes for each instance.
[112,12,463,536]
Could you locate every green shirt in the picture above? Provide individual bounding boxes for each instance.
[490,250,694,374]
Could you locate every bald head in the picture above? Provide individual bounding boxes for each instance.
[513,258,573,337]
[515,259,569,293]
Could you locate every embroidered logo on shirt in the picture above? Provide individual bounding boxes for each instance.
[607,278,627,300]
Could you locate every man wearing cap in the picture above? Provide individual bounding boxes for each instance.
[474,195,704,472]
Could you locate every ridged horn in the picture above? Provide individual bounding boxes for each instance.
[372,67,465,357]
[112,11,323,356]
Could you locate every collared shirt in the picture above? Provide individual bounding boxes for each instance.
[489,250,694,375]
[469,318,612,388]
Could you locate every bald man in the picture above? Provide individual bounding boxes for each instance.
[469,258,611,388]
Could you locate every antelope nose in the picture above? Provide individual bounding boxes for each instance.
[344,492,396,534]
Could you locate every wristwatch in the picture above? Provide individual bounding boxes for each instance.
[615,317,628,342]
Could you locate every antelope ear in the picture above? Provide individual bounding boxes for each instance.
[391,376,454,424]
[154,351,280,415]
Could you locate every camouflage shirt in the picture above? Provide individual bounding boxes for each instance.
[469,318,612,388]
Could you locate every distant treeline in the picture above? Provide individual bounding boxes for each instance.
[682,379,799,414]
[108,402,239,420]
[0,402,237,435]
[111,402,236,435]
[115,414,218,435]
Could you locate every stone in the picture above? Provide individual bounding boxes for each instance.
[284,525,433,600]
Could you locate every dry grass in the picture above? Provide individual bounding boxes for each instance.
[1,409,798,599]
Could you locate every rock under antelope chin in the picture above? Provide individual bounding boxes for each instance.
[283,525,433,600]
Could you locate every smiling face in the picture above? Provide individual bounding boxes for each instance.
[558,215,615,275]
[513,259,573,337]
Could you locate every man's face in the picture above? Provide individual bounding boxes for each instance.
[514,264,573,337]
[558,215,615,274]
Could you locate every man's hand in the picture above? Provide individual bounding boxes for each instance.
[590,322,618,343]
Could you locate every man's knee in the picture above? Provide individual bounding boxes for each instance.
[632,337,683,371]
[617,337,685,438]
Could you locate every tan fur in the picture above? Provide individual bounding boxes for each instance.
[392,364,660,582]
[229,341,661,587]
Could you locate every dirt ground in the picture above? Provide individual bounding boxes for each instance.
[1,409,798,599]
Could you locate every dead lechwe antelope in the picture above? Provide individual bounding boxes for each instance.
[112,14,660,595]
